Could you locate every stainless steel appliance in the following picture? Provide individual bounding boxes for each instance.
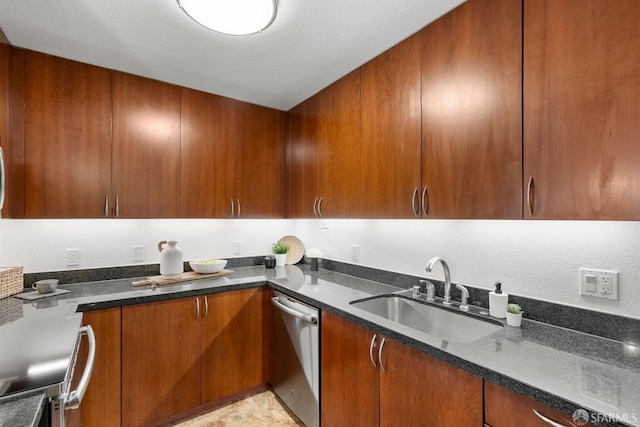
[0,311,95,427]
[271,291,319,427]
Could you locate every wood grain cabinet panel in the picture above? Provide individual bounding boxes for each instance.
[122,297,202,427]
[23,51,112,218]
[484,381,595,427]
[421,0,522,219]
[321,311,482,427]
[180,88,236,218]
[234,102,286,218]
[320,311,379,427]
[360,33,422,219]
[81,308,122,427]
[287,97,319,218]
[316,70,363,218]
[112,72,181,218]
[201,287,267,403]
[523,0,640,220]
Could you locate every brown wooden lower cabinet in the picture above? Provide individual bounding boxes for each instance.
[321,311,482,427]
[484,381,594,427]
[78,308,122,426]
[120,288,268,427]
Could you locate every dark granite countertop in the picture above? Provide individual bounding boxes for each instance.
[2,265,638,427]
[0,391,45,427]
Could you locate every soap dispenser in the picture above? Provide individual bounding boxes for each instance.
[489,282,508,319]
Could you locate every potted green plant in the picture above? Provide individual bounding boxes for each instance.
[272,241,290,267]
[506,303,523,327]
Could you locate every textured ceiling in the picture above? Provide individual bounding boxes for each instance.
[0,0,465,111]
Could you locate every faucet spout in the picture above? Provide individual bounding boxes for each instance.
[425,256,452,305]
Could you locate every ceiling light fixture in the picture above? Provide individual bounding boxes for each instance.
[177,0,278,36]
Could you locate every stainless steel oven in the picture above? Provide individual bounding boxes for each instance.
[0,310,95,427]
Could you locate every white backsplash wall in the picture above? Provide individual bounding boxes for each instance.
[0,219,296,273]
[1,217,639,320]
[296,219,640,320]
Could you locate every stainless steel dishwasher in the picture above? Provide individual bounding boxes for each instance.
[271,291,319,427]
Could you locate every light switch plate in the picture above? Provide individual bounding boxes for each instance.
[579,268,618,300]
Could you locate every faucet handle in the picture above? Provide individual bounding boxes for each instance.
[420,280,436,301]
[456,284,470,311]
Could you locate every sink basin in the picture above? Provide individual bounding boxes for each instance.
[350,295,502,344]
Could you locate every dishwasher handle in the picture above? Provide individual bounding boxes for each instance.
[65,325,96,410]
[271,296,318,324]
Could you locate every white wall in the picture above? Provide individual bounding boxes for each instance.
[297,219,640,320]
[1,218,639,320]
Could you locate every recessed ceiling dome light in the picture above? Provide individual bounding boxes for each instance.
[177,0,278,36]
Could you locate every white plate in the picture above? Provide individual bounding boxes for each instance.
[278,235,305,265]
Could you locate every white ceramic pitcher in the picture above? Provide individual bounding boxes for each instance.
[158,240,183,278]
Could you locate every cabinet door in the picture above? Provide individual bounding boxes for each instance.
[288,97,319,218]
[180,88,236,217]
[317,70,362,218]
[234,102,286,218]
[82,308,121,427]
[484,381,595,427]
[379,338,482,426]
[523,0,640,220]
[24,51,112,218]
[361,33,422,218]
[421,0,522,219]
[122,298,201,427]
[112,72,181,218]
[320,311,379,427]
[201,287,267,403]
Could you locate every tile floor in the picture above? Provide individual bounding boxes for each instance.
[172,390,306,427]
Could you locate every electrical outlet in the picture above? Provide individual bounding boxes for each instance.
[132,245,144,262]
[232,240,242,255]
[579,268,619,300]
[352,245,360,262]
[67,249,80,266]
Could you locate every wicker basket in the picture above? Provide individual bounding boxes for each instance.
[0,267,24,299]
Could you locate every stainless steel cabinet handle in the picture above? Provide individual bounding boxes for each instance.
[532,409,568,427]
[0,147,6,214]
[203,296,209,319]
[236,198,241,218]
[411,188,419,217]
[104,194,109,217]
[527,176,534,216]
[115,194,120,218]
[271,296,317,324]
[421,186,429,216]
[195,297,200,320]
[317,197,324,217]
[369,334,377,368]
[378,337,386,372]
[313,197,319,217]
[230,198,235,218]
[65,326,96,409]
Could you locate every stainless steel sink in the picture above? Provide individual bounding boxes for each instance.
[350,295,502,344]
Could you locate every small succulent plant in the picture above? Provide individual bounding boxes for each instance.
[506,303,522,314]
[272,241,290,254]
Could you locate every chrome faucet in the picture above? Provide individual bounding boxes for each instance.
[425,257,452,305]
[456,284,470,311]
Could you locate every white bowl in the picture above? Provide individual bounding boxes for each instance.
[189,259,227,274]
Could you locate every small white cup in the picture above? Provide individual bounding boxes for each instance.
[33,279,59,294]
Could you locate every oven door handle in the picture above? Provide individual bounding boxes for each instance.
[65,325,96,410]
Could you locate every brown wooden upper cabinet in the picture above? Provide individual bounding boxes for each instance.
[523,0,640,220]
[23,51,112,218]
[112,72,181,218]
[288,70,362,218]
[234,102,286,218]
[420,0,522,219]
[360,33,422,218]
[180,88,236,218]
